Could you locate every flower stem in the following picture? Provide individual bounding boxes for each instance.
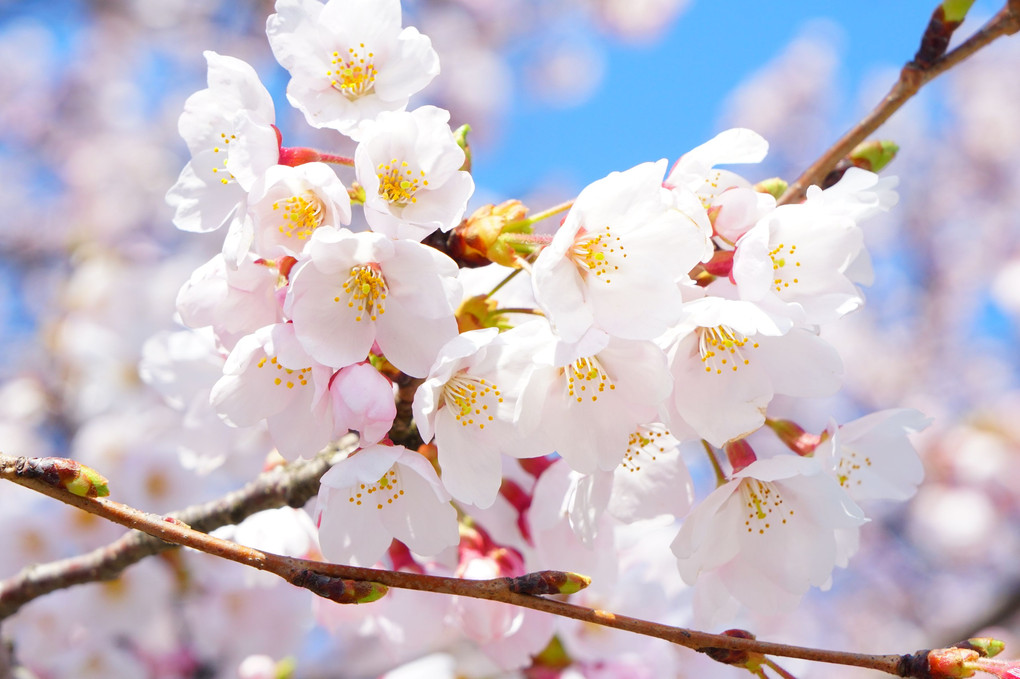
[702,439,728,487]
[778,2,1020,204]
[316,151,356,166]
[506,200,573,231]
[493,308,542,316]
[487,266,523,297]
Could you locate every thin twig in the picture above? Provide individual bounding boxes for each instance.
[778,2,1020,205]
[1,454,935,676]
[0,439,356,620]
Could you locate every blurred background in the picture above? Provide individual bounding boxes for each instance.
[1,0,1019,676]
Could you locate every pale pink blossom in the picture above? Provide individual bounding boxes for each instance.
[662,291,842,446]
[285,227,461,375]
[732,205,863,325]
[671,455,865,615]
[176,253,281,351]
[210,323,335,460]
[665,127,769,205]
[223,162,352,264]
[520,325,673,474]
[356,106,474,240]
[329,362,397,445]
[267,0,439,136]
[166,51,278,233]
[531,160,712,342]
[413,324,552,508]
[315,443,458,566]
[815,409,930,502]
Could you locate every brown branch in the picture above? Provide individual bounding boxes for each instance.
[778,1,1020,206]
[0,439,356,619]
[0,454,950,677]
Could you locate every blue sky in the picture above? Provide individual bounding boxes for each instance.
[472,0,1003,195]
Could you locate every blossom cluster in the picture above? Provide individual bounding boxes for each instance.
[155,0,930,672]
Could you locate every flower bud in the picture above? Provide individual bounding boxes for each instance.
[447,200,529,268]
[291,570,388,604]
[508,569,591,595]
[277,146,324,166]
[941,0,976,23]
[65,464,110,498]
[766,418,822,456]
[13,456,110,498]
[456,294,502,332]
[849,140,899,173]
[953,638,1007,659]
[704,629,766,670]
[928,647,980,678]
[724,439,757,473]
[754,177,788,200]
[454,123,472,172]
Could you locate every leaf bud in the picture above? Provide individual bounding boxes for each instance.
[849,140,899,173]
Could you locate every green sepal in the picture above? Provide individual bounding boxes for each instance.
[754,177,787,200]
[454,124,472,173]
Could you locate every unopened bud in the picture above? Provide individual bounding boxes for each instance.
[13,456,110,498]
[766,418,822,456]
[292,570,387,604]
[704,630,766,670]
[700,249,734,278]
[278,146,324,166]
[754,177,787,200]
[456,294,502,332]
[849,140,899,173]
[508,570,591,596]
[942,0,976,23]
[447,200,529,268]
[65,464,110,498]
[928,647,980,678]
[724,439,757,473]
[953,638,1007,659]
[913,2,973,69]
[454,124,472,172]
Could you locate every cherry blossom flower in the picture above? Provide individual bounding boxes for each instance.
[223,162,352,265]
[210,323,335,460]
[607,424,694,523]
[665,129,774,244]
[167,52,278,234]
[662,290,842,446]
[329,362,397,445]
[176,253,282,351]
[520,325,673,474]
[266,0,439,136]
[665,128,769,201]
[285,227,461,375]
[815,408,930,502]
[355,106,474,240]
[413,324,553,508]
[531,160,712,343]
[314,443,458,566]
[731,169,896,326]
[671,454,866,616]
